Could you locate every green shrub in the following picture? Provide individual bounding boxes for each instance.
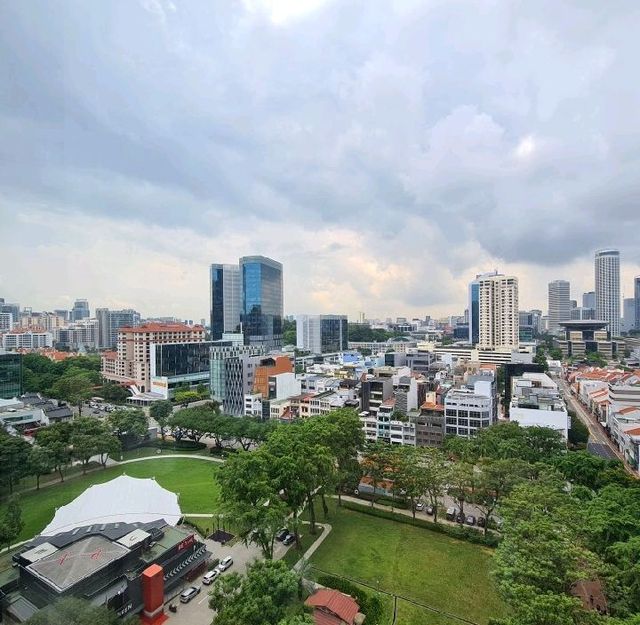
[341,500,500,548]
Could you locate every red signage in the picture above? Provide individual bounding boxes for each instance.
[177,534,195,551]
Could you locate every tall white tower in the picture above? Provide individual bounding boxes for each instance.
[478,274,519,350]
[595,249,620,336]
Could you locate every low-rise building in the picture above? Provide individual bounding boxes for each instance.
[509,372,570,439]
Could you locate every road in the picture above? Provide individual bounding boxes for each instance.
[558,377,627,464]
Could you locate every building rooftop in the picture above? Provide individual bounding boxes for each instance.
[27,535,129,592]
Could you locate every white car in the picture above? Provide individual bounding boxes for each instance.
[216,556,233,572]
[202,569,219,585]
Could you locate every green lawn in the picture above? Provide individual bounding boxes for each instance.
[307,501,505,625]
[0,458,221,543]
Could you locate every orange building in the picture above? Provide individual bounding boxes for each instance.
[252,355,293,396]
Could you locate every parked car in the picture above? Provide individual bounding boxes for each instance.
[446,507,457,521]
[180,586,200,603]
[477,516,486,528]
[216,556,233,572]
[202,570,219,585]
[455,512,465,524]
[282,533,296,546]
[425,504,434,516]
[414,502,424,512]
[465,515,476,526]
[275,528,289,542]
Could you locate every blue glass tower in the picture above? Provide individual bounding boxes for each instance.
[240,256,283,349]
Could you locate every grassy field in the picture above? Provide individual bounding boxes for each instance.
[0,458,221,543]
[307,501,505,625]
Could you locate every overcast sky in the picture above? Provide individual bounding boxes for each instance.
[1,0,640,321]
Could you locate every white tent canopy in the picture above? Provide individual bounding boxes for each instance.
[41,475,182,536]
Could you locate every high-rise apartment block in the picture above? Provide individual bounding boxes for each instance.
[478,274,519,350]
[296,315,348,353]
[210,264,241,340]
[209,256,283,349]
[595,249,621,336]
[548,280,571,334]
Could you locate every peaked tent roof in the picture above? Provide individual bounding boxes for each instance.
[41,475,182,536]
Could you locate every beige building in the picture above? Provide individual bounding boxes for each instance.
[101,323,206,393]
[478,274,519,350]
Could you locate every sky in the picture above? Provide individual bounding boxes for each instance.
[1,0,640,321]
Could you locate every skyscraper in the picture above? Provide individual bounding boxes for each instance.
[478,274,519,350]
[635,276,640,331]
[209,264,241,340]
[548,280,571,335]
[240,256,283,349]
[468,271,499,346]
[71,299,90,322]
[595,249,621,336]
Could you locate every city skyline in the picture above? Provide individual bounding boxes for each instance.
[2,2,640,319]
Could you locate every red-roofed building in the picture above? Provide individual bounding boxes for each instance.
[101,323,206,393]
[305,588,361,625]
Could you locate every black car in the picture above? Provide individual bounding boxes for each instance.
[282,533,296,546]
[276,528,289,542]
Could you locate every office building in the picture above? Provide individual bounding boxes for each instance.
[548,280,571,334]
[0,351,22,399]
[209,264,241,340]
[97,308,141,349]
[209,344,265,416]
[478,274,519,350]
[101,323,206,393]
[623,298,636,333]
[556,320,625,360]
[240,255,283,349]
[635,277,640,331]
[70,299,90,322]
[149,341,213,399]
[583,291,596,309]
[296,314,348,353]
[0,302,20,324]
[595,249,621,336]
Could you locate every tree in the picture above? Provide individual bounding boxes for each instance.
[472,458,527,534]
[149,400,173,442]
[446,461,474,522]
[0,434,31,494]
[361,441,390,507]
[174,388,200,406]
[107,409,148,446]
[50,371,95,417]
[421,447,448,523]
[25,597,138,625]
[217,451,288,559]
[28,446,55,490]
[0,497,24,551]
[209,559,300,625]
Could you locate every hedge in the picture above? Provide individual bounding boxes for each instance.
[315,574,385,625]
[341,500,500,547]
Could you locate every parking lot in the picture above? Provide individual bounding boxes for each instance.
[163,534,291,625]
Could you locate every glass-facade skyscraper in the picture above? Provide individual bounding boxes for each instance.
[210,264,241,340]
[240,256,283,349]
